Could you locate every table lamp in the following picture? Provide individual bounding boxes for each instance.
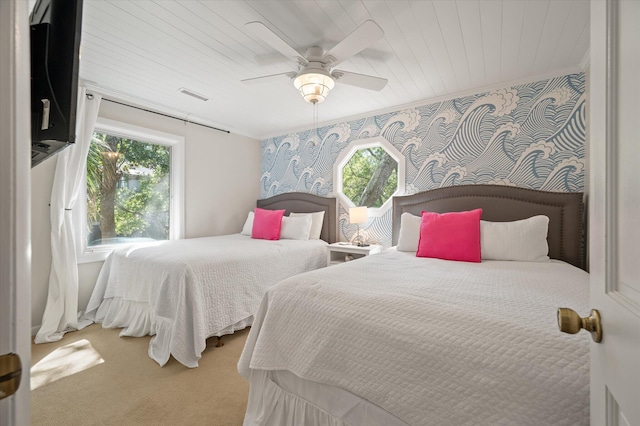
[349,206,369,247]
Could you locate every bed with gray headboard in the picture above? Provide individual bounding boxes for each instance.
[257,192,338,243]
[239,185,590,426]
[392,184,585,269]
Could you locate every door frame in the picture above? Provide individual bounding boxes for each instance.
[0,0,32,424]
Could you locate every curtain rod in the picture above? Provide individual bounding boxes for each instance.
[100,97,230,134]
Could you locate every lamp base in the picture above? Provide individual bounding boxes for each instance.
[352,232,369,247]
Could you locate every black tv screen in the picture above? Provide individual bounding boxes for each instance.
[30,0,83,167]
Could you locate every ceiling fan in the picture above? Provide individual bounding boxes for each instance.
[242,20,388,104]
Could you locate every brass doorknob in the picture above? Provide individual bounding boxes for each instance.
[557,308,602,343]
[0,353,22,400]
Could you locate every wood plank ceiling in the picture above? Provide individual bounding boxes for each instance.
[78,0,589,140]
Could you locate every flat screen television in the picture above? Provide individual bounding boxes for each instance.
[30,0,83,168]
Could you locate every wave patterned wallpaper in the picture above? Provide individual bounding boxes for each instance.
[261,73,586,246]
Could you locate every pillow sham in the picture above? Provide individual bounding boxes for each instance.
[240,211,254,236]
[416,209,482,262]
[396,212,421,252]
[290,211,325,240]
[480,215,550,261]
[252,208,285,240]
[280,215,312,240]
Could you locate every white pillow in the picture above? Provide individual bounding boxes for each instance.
[480,215,550,261]
[280,215,312,240]
[290,211,325,240]
[240,211,254,236]
[396,212,421,252]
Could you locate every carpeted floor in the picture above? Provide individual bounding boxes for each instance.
[30,324,250,426]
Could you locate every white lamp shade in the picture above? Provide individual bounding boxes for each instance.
[293,71,335,104]
[349,206,368,224]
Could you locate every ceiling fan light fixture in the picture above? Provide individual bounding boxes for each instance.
[293,70,335,104]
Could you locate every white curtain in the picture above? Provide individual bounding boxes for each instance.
[35,87,102,343]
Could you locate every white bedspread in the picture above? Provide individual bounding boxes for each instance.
[85,234,327,367]
[239,250,590,425]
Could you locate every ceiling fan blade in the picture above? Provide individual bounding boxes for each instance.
[253,52,292,67]
[324,20,384,67]
[245,21,307,64]
[241,72,296,85]
[332,70,388,91]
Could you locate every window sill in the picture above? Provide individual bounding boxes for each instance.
[78,249,112,264]
[77,239,169,264]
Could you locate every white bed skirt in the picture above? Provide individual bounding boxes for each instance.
[149,315,254,367]
[244,370,408,426]
[93,296,254,338]
[94,296,254,365]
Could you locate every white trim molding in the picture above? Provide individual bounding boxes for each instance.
[76,117,185,263]
[333,136,405,218]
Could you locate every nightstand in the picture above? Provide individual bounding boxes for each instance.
[326,243,383,266]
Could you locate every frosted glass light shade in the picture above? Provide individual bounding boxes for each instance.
[349,206,368,224]
[293,71,335,104]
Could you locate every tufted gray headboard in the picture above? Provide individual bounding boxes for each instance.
[257,192,338,244]
[392,185,585,269]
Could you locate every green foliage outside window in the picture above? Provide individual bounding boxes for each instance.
[342,147,398,208]
[86,132,170,246]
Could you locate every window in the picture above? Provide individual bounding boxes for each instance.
[77,118,184,262]
[341,146,398,208]
[334,136,405,217]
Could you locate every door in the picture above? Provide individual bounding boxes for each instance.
[0,0,31,424]
[589,0,640,424]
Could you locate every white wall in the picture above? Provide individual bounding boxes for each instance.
[30,99,261,330]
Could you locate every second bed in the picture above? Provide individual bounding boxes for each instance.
[238,185,589,425]
[85,192,337,367]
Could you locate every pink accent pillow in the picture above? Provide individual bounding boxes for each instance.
[251,208,285,240]
[416,209,482,262]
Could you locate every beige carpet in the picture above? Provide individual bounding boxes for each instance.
[31,324,250,426]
